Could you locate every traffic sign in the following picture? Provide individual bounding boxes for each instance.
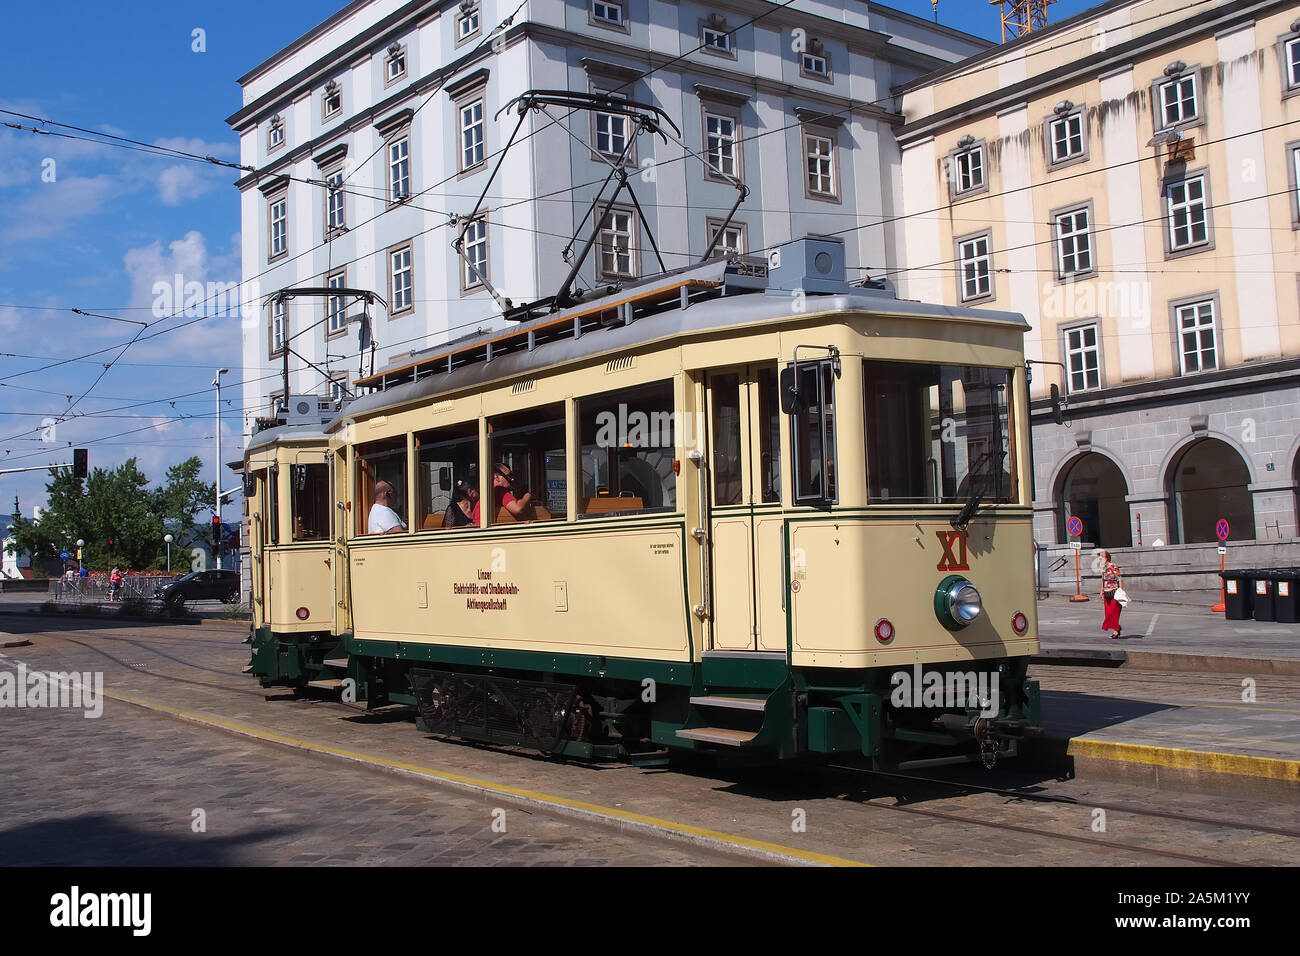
[59,550,70,560]
[1217,546,1227,556]
[1215,519,1230,541]
[1071,541,1082,551]
[1067,516,1083,537]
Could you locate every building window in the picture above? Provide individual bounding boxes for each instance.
[956,233,993,302]
[390,244,414,314]
[270,392,286,417]
[457,4,480,42]
[1156,72,1198,128]
[1291,144,1300,226]
[591,0,624,27]
[1053,205,1093,278]
[270,300,286,356]
[327,270,347,336]
[704,112,738,179]
[460,98,485,171]
[589,89,632,162]
[707,218,746,256]
[1175,299,1218,374]
[389,136,410,200]
[268,118,285,151]
[329,377,349,404]
[1285,36,1300,91]
[804,131,836,199]
[325,167,345,236]
[952,143,985,194]
[322,84,342,120]
[1065,324,1100,393]
[1165,174,1210,253]
[385,46,406,84]
[702,25,731,54]
[268,195,288,260]
[462,218,488,292]
[801,52,829,79]
[598,206,635,279]
[1047,110,1085,166]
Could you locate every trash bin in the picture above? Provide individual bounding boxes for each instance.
[1274,569,1300,624]
[1251,570,1277,622]
[1220,569,1253,620]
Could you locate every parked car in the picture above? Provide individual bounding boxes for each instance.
[154,569,240,607]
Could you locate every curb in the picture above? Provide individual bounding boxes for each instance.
[1024,734,1300,804]
[1033,647,1300,676]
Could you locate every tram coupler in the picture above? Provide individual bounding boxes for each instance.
[931,713,1042,740]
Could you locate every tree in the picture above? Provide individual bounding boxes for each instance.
[4,457,217,574]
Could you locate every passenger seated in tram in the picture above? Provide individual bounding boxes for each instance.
[442,478,478,528]
[368,481,408,534]
[472,464,532,524]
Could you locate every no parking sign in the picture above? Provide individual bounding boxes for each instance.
[1216,519,1230,541]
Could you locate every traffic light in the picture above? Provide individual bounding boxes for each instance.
[212,515,222,549]
[73,448,88,479]
[107,535,115,553]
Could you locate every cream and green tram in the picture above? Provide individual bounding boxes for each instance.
[318,241,1042,767]
[241,421,345,689]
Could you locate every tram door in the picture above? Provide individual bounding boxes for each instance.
[704,366,785,652]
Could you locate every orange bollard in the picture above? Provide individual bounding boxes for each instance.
[1211,550,1226,613]
[1069,547,1090,602]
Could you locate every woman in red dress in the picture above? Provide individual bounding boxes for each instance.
[1100,550,1123,638]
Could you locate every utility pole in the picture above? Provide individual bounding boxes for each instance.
[214,368,228,569]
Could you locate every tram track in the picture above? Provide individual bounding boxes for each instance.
[823,763,1300,865]
[6,626,365,719]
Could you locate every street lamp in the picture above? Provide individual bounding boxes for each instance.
[213,368,229,569]
[164,534,173,573]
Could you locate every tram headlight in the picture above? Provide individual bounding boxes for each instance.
[934,575,982,631]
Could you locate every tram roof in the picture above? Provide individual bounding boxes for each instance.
[242,422,331,457]
[328,266,1027,432]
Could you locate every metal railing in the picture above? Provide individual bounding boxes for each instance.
[48,574,183,605]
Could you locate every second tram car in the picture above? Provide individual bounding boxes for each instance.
[244,239,1042,767]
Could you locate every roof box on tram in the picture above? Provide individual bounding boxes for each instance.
[765,236,847,295]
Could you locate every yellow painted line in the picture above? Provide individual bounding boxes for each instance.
[106,690,869,867]
[1067,736,1300,783]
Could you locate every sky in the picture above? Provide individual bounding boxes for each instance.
[0,0,1096,522]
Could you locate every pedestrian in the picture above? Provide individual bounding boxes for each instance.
[109,566,124,602]
[1100,550,1123,639]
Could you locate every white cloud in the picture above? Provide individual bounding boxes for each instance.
[1,174,117,241]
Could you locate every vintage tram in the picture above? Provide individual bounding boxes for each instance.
[243,238,1041,768]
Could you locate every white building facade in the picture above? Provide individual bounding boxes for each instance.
[227,0,989,425]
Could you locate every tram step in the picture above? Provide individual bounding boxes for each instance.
[689,695,767,712]
[307,678,344,691]
[322,658,349,670]
[675,727,758,747]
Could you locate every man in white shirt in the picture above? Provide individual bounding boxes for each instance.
[368,481,407,534]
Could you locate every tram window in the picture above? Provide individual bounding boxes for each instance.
[268,465,280,545]
[757,367,781,503]
[356,438,408,535]
[290,463,330,541]
[487,402,566,523]
[416,422,479,530]
[863,361,1015,504]
[710,373,742,505]
[579,380,677,517]
[789,362,837,505]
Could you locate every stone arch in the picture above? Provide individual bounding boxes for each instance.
[1165,436,1255,543]
[1053,449,1132,548]
[1047,446,1132,545]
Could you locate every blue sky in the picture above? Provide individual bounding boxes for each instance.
[0,0,1096,521]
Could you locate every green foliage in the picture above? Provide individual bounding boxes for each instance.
[6,456,217,574]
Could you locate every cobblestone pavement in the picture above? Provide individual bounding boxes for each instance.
[1,614,1298,866]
